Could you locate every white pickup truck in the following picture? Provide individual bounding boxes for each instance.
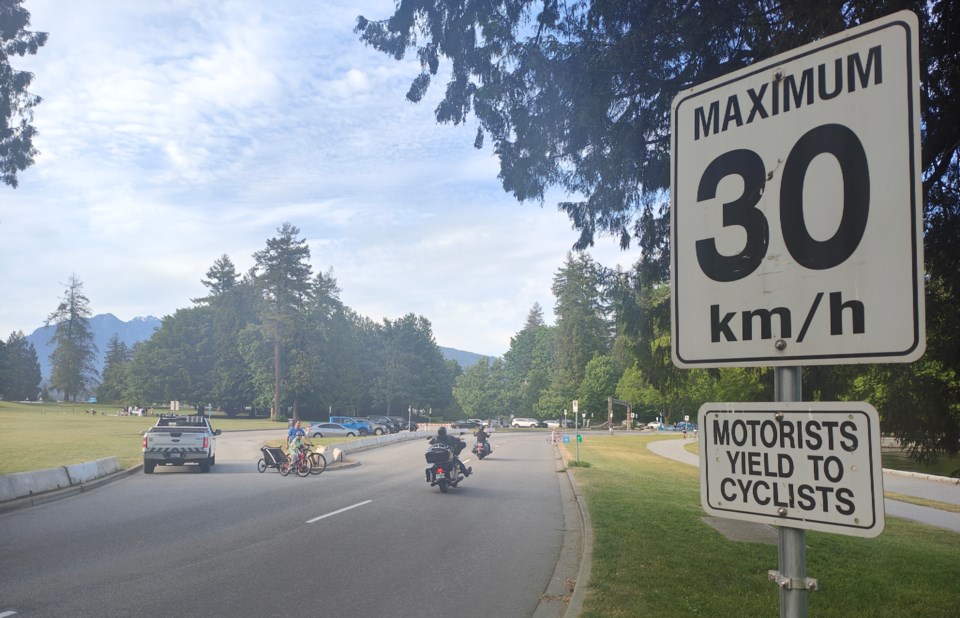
[142,414,220,474]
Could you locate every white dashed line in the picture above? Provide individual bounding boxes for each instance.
[306,500,372,524]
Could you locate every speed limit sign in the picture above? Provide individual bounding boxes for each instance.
[671,11,924,368]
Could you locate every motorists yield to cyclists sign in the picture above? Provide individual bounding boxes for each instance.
[670,11,924,367]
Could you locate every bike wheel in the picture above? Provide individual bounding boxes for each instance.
[438,478,448,493]
[279,462,291,476]
[257,459,267,473]
[296,458,312,477]
[310,453,327,474]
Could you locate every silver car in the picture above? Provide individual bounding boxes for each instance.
[305,422,359,438]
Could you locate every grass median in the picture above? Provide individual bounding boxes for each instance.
[562,435,960,617]
[1,401,291,474]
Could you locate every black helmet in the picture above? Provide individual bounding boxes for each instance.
[437,426,447,436]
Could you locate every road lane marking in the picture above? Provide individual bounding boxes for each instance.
[306,500,372,524]
[1,611,19,617]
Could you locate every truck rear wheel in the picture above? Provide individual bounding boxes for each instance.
[199,458,211,473]
[143,462,155,474]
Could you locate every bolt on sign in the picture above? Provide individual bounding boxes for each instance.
[698,402,884,537]
[671,11,923,367]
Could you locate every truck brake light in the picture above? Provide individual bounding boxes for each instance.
[203,437,209,449]
[142,435,148,450]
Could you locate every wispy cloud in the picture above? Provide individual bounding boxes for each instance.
[0,0,640,357]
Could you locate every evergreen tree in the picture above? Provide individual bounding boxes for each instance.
[46,275,98,401]
[1,330,41,400]
[452,357,500,420]
[204,262,259,417]
[0,0,48,188]
[195,254,239,302]
[502,303,553,416]
[547,252,610,402]
[96,334,132,402]
[371,313,452,415]
[357,1,958,266]
[579,354,620,422]
[252,222,314,419]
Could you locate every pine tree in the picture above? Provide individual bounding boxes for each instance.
[46,275,98,401]
[2,330,41,400]
[252,222,314,419]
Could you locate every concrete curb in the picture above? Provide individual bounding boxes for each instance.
[533,442,592,618]
[0,457,121,503]
[882,468,959,484]
[564,454,593,618]
[0,460,138,515]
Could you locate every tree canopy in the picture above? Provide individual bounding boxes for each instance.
[0,0,47,188]
[356,1,958,267]
[0,330,41,400]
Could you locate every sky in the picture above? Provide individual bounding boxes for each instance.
[1,0,641,358]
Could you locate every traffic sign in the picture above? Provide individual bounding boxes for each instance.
[698,401,884,537]
[671,11,924,367]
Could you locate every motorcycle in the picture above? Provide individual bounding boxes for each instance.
[472,439,492,460]
[424,442,466,493]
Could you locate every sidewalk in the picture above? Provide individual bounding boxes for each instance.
[647,436,960,533]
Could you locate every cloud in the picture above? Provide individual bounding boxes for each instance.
[0,0,641,357]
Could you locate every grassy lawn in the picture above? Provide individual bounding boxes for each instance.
[0,401,285,474]
[563,435,960,618]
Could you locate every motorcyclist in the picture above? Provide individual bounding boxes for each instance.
[431,426,471,477]
[474,425,490,455]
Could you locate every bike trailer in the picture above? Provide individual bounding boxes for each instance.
[261,446,287,467]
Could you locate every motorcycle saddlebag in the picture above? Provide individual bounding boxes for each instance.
[425,446,453,464]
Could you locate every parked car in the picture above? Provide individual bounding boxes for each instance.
[305,422,358,438]
[511,417,541,428]
[543,419,561,428]
[365,415,401,433]
[386,415,418,431]
[676,421,698,433]
[451,420,481,429]
[329,415,387,436]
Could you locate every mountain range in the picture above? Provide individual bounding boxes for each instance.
[24,314,488,383]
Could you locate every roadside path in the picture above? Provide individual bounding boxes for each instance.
[647,436,960,533]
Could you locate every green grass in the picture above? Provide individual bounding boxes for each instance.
[564,435,960,617]
[0,401,286,474]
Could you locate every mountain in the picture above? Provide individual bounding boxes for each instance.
[25,314,490,383]
[26,314,162,383]
[439,346,490,369]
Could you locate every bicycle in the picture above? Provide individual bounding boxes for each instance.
[279,448,313,477]
[301,442,327,475]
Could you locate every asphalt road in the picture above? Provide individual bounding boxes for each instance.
[0,431,574,617]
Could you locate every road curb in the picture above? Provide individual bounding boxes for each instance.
[532,442,592,618]
[0,463,141,515]
[882,468,959,484]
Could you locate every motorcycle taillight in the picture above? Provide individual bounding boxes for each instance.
[437,466,444,474]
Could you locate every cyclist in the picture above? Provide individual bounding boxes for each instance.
[287,427,307,469]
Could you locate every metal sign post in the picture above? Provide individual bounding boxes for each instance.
[773,367,809,617]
